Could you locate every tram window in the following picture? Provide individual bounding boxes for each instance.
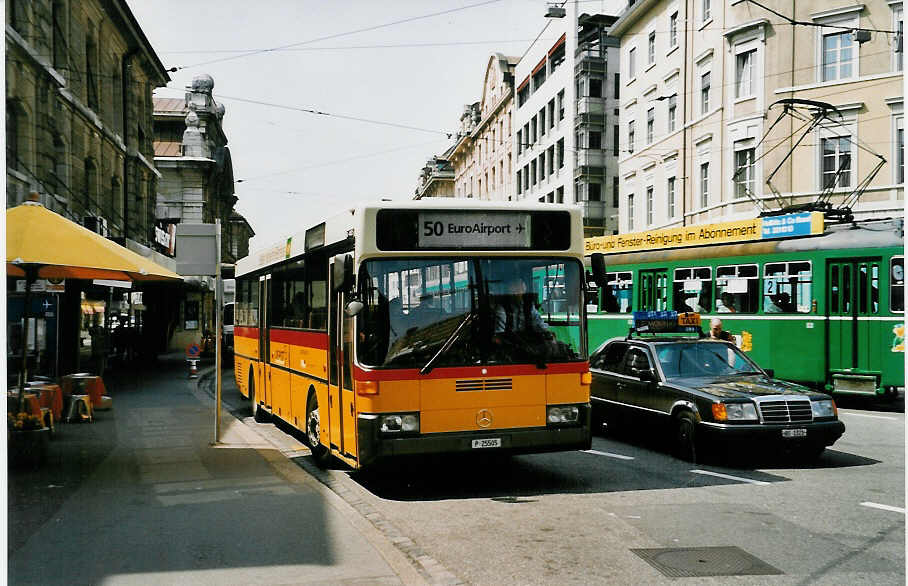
[870,264,880,314]
[716,264,758,313]
[763,261,812,313]
[603,272,633,313]
[673,267,712,313]
[306,251,328,330]
[891,257,904,312]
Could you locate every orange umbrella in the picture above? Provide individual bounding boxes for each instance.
[7,197,182,409]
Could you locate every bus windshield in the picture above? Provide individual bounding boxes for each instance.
[357,257,586,369]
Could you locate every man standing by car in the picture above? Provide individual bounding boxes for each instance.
[709,317,734,342]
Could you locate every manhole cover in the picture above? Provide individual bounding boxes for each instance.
[631,546,783,578]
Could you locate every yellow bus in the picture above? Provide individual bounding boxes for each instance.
[234,200,592,468]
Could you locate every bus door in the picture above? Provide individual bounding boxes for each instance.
[259,275,271,409]
[639,269,668,311]
[828,259,881,391]
[328,255,357,460]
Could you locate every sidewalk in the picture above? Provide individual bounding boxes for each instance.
[7,353,423,585]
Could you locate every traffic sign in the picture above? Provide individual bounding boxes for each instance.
[186,343,201,358]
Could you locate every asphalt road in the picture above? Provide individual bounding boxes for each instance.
[213,367,905,585]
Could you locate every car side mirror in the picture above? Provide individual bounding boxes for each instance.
[345,300,364,317]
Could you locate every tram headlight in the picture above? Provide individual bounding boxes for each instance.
[379,413,419,434]
[811,400,836,419]
[712,402,757,422]
[547,405,580,425]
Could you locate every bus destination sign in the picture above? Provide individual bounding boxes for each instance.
[418,212,532,249]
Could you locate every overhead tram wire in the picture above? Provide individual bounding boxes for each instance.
[168,0,506,72]
[746,0,899,34]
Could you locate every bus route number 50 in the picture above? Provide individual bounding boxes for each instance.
[424,221,444,237]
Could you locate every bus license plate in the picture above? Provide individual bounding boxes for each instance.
[472,438,501,449]
[782,428,807,438]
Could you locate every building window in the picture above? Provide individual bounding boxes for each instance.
[896,116,904,184]
[628,121,635,154]
[531,117,537,143]
[646,185,654,225]
[667,176,676,218]
[518,85,529,107]
[538,153,545,182]
[822,136,851,188]
[539,108,546,137]
[614,73,620,99]
[736,49,755,98]
[524,164,530,191]
[531,160,537,185]
[700,162,709,207]
[667,95,677,132]
[517,130,522,154]
[516,170,522,195]
[648,32,656,64]
[822,31,855,81]
[533,64,546,91]
[557,138,565,168]
[627,193,635,231]
[613,125,620,156]
[734,147,755,198]
[628,47,636,79]
[550,43,566,71]
[612,177,620,208]
[590,77,603,98]
[589,182,601,201]
[6,103,19,171]
[646,108,655,144]
[548,98,556,129]
[700,71,711,114]
[558,90,565,120]
[670,12,678,47]
[702,0,711,22]
[895,6,904,72]
[556,186,564,203]
[589,130,602,150]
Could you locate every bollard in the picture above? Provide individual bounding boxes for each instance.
[188,359,199,379]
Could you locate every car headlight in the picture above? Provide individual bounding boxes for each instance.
[547,405,580,424]
[711,402,758,422]
[811,400,836,419]
[379,413,419,434]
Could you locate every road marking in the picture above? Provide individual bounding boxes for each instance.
[581,449,635,460]
[860,502,906,514]
[690,469,771,485]
[839,411,902,421]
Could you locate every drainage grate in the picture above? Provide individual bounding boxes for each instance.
[631,546,783,578]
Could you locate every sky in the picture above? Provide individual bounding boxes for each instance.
[127,0,622,252]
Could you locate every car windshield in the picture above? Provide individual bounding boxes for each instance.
[356,257,586,369]
[654,342,763,378]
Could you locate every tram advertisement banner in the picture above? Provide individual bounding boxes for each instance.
[585,212,824,254]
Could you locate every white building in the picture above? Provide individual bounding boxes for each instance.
[513,2,626,236]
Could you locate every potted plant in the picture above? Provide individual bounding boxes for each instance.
[8,412,50,468]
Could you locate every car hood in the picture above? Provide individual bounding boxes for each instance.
[671,375,829,399]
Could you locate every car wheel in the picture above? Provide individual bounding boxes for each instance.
[674,411,698,463]
[305,391,331,468]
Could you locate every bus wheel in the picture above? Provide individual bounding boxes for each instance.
[305,392,330,467]
[673,411,698,463]
[250,373,268,423]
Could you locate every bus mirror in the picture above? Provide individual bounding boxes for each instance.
[590,253,608,288]
[345,300,364,317]
[333,254,355,292]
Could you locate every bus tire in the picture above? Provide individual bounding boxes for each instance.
[250,372,268,423]
[305,391,330,467]
[673,411,698,463]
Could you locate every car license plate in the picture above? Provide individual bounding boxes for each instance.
[782,428,807,438]
[472,438,501,449]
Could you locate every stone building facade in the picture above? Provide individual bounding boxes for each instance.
[611,0,903,232]
[447,54,519,201]
[6,0,168,244]
[414,152,455,199]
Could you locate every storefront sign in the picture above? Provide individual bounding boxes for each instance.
[154,223,177,256]
[585,212,824,255]
[16,279,65,293]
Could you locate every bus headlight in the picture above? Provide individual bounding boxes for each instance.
[712,402,757,422]
[379,413,419,434]
[547,405,580,425]
[811,400,836,419]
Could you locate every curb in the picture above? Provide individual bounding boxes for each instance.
[194,369,460,585]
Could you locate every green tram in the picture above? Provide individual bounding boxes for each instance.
[585,217,904,400]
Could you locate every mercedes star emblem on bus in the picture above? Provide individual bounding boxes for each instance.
[476,409,493,428]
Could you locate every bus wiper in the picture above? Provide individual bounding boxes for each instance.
[419,312,476,375]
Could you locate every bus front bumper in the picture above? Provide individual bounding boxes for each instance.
[356,408,592,468]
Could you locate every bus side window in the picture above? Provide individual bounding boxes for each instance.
[891,257,904,313]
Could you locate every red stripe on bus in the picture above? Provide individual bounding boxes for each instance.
[235,326,258,338]
[270,328,329,349]
[353,362,588,381]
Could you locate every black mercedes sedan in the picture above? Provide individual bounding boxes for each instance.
[589,336,846,463]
